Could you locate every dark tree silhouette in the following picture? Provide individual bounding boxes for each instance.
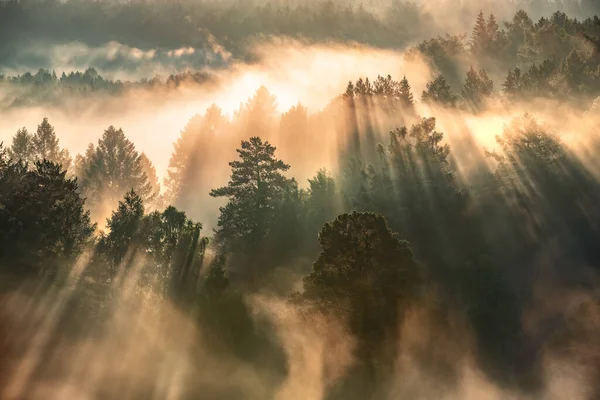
[0,153,94,280]
[421,75,458,107]
[210,136,295,283]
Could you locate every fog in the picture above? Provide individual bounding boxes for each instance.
[0,40,421,180]
[2,1,600,399]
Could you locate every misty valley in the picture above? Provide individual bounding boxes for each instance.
[2,0,600,399]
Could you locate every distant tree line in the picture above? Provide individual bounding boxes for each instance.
[0,9,599,109]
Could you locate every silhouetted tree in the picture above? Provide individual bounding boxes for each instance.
[0,155,94,279]
[398,76,415,109]
[461,66,494,110]
[210,136,294,283]
[421,75,458,107]
[300,211,422,395]
[472,11,490,52]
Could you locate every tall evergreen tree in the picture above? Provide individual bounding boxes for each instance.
[502,68,523,98]
[78,126,156,220]
[140,152,161,208]
[235,86,278,137]
[0,158,94,278]
[461,66,494,109]
[421,75,458,107]
[164,105,228,209]
[472,11,490,53]
[398,76,415,108]
[279,103,311,177]
[487,13,499,43]
[99,189,145,270]
[29,118,71,170]
[7,128,33,163]
[210,137,294,282]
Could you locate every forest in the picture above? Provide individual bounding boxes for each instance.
[2,1,600,399]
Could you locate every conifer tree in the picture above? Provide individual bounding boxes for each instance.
[99,189,145,269]
[210,137,291,250]
[7,128,33,163]
[398,75,415,108]
[0,158,94,278]
[472,11,490,53]
[31,118,72,170]
[421,75,458,107]
[462,66,494,109]
[236,86,278,137]
[78,126,156,218]
[164,105,227,208]
[140,152,161,207]
[487,13,499,43]
[210,137,294,282]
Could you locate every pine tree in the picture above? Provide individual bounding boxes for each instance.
[472,11,489,53]
[279,103,310,176]
[502,68,523,98]
[99,189,145,269]
[306,169,339,242]
[373,75,395,97]
[8,128,33,163]
[210,137,293,281]
[0,158,94,278]
[301,212,422,393]
[31,118,71,170]
[421,75,458,107]
[236,86,278,137]
[78,126,156,219]
[164,105,227,209]
[343,81,355,100]
[398,76,415,108]
[210,137,291,247]
[462,66,494,109]
[140,152,161,208]
[487,13,499,43]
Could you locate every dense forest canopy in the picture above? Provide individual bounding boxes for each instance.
[2,3,600,400]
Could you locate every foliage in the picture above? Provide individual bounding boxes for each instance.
[461,66,494,110]
[77,126,157,218]
[7,118,71,170]
[0,153,94,279]
[164,106,229,208]
[210,136,297,283]
[97,190,207,303]
[299,211,422,395]
[421,75,458,107]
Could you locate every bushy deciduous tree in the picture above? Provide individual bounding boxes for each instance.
[299,211,422,395]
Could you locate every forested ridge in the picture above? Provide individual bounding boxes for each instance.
[1,7,600,109]
[2,5,600,400]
